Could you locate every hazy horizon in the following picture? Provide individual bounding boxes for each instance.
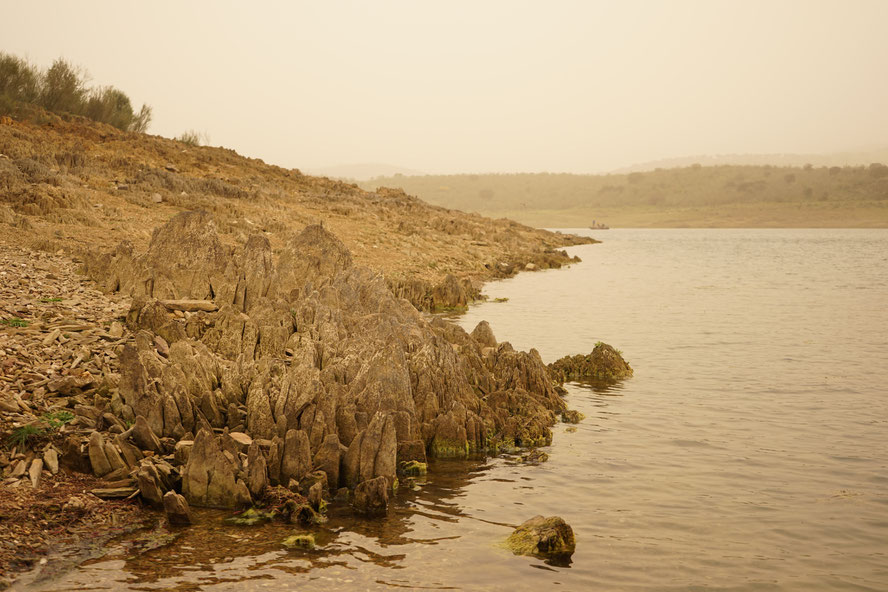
[4,0,887,174]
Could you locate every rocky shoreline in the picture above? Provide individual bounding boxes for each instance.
[0,210,631,587]
[0,116,620,587]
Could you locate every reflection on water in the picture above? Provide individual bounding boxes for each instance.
[20,229,888,591]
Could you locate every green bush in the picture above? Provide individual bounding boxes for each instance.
[0,53,39,103]
[39,58,87,113]
[86,86,152,133]
[0,51,152,133]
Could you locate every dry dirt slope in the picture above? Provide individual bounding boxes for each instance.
[0,116,593,310]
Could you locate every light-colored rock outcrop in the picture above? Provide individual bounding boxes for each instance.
[82,212,569,509]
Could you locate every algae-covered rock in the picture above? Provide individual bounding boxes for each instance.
[282,533,315,550]
[561,409,585,424]
[506,515,575,558]
[281,500,325,526]
[223,507,274,526]
[398,460,427,476]
[519,449,549,464]
[548,342,633,383]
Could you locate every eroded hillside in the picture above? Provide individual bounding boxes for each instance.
[0,116,592,309]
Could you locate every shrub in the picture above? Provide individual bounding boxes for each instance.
[177,130,208,147]
[0,51,152,132]
[39,58,87,114]
[0,54,39,103]
[85,86,152,132]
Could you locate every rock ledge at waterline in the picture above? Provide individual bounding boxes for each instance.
[74,210,573,509]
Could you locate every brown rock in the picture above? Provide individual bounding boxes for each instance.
[397,440,427,465]
[104,442,126,472]
[246,441,267,499]
[131,415,162,453]
[88,431,112,477]
[313,433,341,490]
[280,429,311,485]
[92,487,138,499]
[174,440,193,466]
[136,463,165,505]
[181,428,240,508]
[352,476,389,516]
[43,448,59,475]
[470,320,497,348]
[60,435,91,473]
[235,479,252,507]
[28,458,43,488]
[308,481,324,511]
[163,491,192,525]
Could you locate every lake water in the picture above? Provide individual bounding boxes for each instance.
[23,229,888,591]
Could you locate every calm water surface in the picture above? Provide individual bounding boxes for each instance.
[23,229,888,591]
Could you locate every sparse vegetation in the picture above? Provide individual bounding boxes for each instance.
[6,425,44,449]
[0,52,151,132]
[1,317,29,327]
[5,412,73,450]
[176,130,208,147]
[43,411,74,430]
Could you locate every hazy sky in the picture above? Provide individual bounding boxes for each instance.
[4,0,887,174]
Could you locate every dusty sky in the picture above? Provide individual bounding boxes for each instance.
[4,0,887,174]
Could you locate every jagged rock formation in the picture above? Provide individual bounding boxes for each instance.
[83,211,566,510]
[548,342,633,383]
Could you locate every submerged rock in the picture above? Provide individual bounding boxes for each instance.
[561,409,585,424]
[548,342,633,383]
[398,460,427,476]
[224,507,274,526]
[506,515,575,558]
[519,449,549,464]
[282,533,315,550]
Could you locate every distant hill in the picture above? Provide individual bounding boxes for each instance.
[361,164,888,228]
[612,147,888,174]
[306,163,425,181]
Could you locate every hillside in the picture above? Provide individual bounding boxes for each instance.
[305,163,426,181]
[611,147,888,174]
[0,114,591,310]
[361,165,888,228]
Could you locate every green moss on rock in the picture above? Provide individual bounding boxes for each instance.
[429,438,470,459]
[282,533,315,550]
[223,507,274,526]
[399,460,428,476]
[506,515,575,558]
[561,409,585,424]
